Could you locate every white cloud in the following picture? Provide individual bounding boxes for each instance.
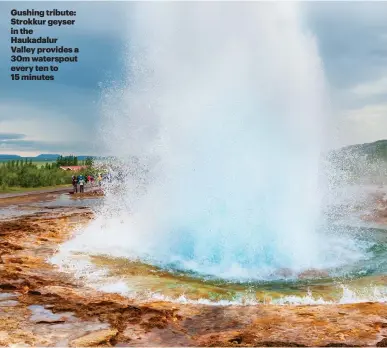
[0,101,81,141]
[351,75,387,98]
[0,99,97,156]
[338,103,387,146]
[334,72,387,147]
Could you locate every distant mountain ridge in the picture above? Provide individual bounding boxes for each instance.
[35,154,61,160]
[0,154,97,161]
[0,154,22,160]
[1,140,387,162]
[331,139,387,161]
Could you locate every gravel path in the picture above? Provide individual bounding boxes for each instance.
[0,186,73,199]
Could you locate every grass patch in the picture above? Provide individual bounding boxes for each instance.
[0,184,71,194]
[29,161,55,168]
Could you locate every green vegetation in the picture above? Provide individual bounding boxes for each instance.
[84,156,94,167]
[0,155,97,193]
[55,155,94,167]
[55,155,79,166]
[0,184,71,194]
[0,159,72,192]
[0,159,54,166]
[334,139,387,163]
[327,139,387,184]
[29,161,55,168]
[362,140,387,162]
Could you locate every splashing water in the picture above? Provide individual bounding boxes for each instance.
[57,2,371,281]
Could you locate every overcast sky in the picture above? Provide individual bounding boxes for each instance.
[1,1,387,156]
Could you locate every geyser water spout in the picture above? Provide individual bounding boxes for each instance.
[96,2,329,279]
[59,2,363,281]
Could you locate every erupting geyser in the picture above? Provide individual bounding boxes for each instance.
[56,2,368,281]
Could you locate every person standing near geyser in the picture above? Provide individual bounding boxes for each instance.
[72,175,77,193]
[78,174,85,193]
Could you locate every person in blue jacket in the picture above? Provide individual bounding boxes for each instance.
[77,174,85,193]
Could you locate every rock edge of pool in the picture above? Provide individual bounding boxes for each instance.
[2,191,387,346]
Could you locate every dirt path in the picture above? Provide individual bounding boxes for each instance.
[0,186,103,208]
[0,186,73,199]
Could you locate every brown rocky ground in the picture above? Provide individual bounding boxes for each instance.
[362,192,387,225]
[71,190,104,199]
[2,202,387,346]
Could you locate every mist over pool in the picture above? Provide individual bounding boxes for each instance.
[55,2,371,282]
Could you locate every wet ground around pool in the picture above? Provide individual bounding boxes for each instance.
[0,189,103,219]
[37,183,387,305]
[3,186,387,346]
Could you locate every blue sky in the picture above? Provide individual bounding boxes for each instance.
[1,1,387,156]
[0,1,127,155]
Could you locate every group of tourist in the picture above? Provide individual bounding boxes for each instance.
[71,173,103,193]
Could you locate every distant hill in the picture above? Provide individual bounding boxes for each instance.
[35,154,61,160]
[0,154,21,160]
[343,140,387,159]
[1,140,387,164]
[330,139,387,162]
[326,139,387,184]
[0,154,98,162]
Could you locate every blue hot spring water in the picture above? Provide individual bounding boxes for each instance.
[57,2,370,282]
